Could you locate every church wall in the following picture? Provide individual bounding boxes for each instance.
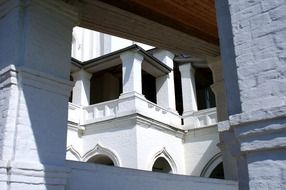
[66,125,83,160]
[66,160,238,190]
[223,0,286,113]
[184,125,221,176]
[135,124,185,174]
[0,66,18,161]
[71,26,153,62]
[80,118,138,168]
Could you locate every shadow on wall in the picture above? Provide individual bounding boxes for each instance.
[66,160,238,190]
[15,77,71,189]
[185,131,223,179]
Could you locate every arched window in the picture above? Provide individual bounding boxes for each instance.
[87,154,115,166]
[82,144,120,166]
[152,157,173,173]
[200,153,224,179]
[209,162,224,179]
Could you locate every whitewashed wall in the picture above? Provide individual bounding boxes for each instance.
[184,125,221,176]
[136,125,185,174]
[71,26,153,61]
[66,160,238,190]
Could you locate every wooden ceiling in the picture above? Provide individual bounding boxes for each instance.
[78,0,220,57]
[98,0,218,45]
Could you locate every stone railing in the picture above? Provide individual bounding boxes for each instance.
[68,97,217,130]
[68,103,82,124]
[83,99,119,122]
[183,107,217,129]
[80,94,181,128]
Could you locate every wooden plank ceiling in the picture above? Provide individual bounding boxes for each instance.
[98,0,218,45]
[78,0,220,57]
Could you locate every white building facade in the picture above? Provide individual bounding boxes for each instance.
[67,27,222,177]
[2,1,286,189]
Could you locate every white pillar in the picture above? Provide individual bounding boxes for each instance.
[208,57,228,121]
[72,69,92,106]
[0,1,77,189]
[153,50,176,111]
[179,63,198,114]
[120,51,144,96]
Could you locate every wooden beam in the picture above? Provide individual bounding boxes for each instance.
[78,0,220,57]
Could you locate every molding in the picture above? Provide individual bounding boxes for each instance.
[200,152,222,178]
[136,114,185,138]
[0,65,18,88]
[1,161,70,186]
[82,143,121,166]
[66,145,82,161]
[229,105,286,126]
[18,67,73,97]
[83,113,185,139]
[148,147,177,174]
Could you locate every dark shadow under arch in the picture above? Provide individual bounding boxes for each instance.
[152,157,172,173]
[87,154,115,166]
[209,162,224,179]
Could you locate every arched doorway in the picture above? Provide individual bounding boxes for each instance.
[152,157,173,173]
[87,154,115,166]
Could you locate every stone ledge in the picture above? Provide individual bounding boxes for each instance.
[240,136,286,153]
[0,65,18,88]
[229,105,286,126]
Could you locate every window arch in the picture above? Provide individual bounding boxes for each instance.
[209,162,224,179]
[152,157,173,173]
[200,153,224,179]
[66,145,82,161]
[149,147,177,174]
[87,154,115,166]
[82,144,120,166]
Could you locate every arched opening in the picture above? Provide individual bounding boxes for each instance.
[152,157,172,173]
[209,162,224,179]
[87,154,115,166]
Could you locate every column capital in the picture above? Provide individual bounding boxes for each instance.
[178,63,195,74]
[153,50,174,69]
[120,51,144,65]
[71,69,92,81]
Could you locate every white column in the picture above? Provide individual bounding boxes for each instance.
[120,51,144,96]
[208,57,228,121]
[153,50,176,111]
[179,63,198,114]
[72,69,92,106]
[0,1,77,189]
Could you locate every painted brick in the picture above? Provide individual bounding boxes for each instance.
[269,5,286,20]
[228,0,286,113]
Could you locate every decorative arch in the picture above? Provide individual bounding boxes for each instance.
[148,147,177,174]
[82,144,120,166]
[66,145,82,161]
[200,152,223,178]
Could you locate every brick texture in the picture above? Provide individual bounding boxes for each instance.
[229,0,286,112]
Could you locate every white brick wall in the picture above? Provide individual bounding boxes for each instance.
[0,66,19,161]
[228,0,286,112]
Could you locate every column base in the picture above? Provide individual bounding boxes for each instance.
[218,105,286,190]
[119,91,145,99]
[0,160,70,190]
